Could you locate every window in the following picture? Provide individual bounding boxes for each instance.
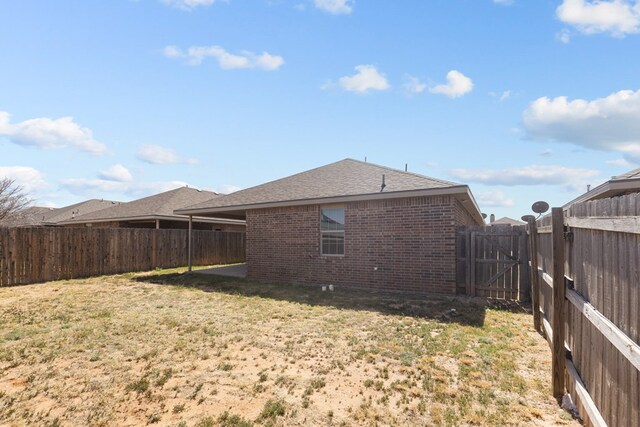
[320,207,345,255]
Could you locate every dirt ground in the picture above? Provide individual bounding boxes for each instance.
[0,268,579,426]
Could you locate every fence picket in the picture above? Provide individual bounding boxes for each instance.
[0,227,245,286]
[533,192,640,426]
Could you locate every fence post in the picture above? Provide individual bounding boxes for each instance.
[188,216,193,272]
[527,218,541,332]
[551,207,566,399]
[518,226,530,303]
[469,231,476,297]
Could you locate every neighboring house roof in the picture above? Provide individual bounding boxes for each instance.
[562,167,640,209]
[176,158,483,223]
[491,217,525,226]
[42,199,122,225]
[1,206,55,227]
[60,186,244,226]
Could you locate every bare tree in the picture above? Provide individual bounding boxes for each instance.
[0,178,31,226]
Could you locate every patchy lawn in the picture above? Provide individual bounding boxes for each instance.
[0,268,576,426]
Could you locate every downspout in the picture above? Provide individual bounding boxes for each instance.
[188,215,193,272]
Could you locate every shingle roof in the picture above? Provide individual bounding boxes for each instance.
[563,166,640,208]
[42,199,121,224]
[613,167,640,180]
[491,217,525,226]
[61,187,219,224]
[1,206,56,227]
[179,159,460,213]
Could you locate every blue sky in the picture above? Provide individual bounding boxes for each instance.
[2,0,640,220]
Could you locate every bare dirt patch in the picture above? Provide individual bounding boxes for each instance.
[0,268,577,426]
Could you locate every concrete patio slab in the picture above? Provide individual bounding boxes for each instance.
[193,263,247,278]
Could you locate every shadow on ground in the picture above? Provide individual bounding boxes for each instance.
[133,271,530,328]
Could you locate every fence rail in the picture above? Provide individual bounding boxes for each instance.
[530,193,640,427]
[0,227,245,286]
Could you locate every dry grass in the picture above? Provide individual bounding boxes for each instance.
[0,268,577,426]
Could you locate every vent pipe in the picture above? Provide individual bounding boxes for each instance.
[380,174,386,192]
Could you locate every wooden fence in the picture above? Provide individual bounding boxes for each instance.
[529,193,640,426]
[0,227,245,286]
[456,225,530,300]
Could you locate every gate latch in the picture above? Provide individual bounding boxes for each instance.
[563,225,574,242]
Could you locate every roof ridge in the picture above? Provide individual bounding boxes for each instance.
[344,158,460,186]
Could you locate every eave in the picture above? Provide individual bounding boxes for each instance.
[175,185,485,225]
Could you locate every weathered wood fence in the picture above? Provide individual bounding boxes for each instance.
[0,227,245,286]
[456,225,530,300]
[529,193,640,426]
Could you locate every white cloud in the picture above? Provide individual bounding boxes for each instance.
[449,165,600,189]
[490,90,511,101]
[0,111,106,155]
[254,52,285,70]
[215,184,242,194]
[164,45,284,70]
[99,164,133,182]
[475,190,515,208]
[136,144,198,165]
[429,70,474,99]
[404,76,427,94]
[338,65,390,94]
[606,158,632,166]
[494,0,514,5]
[556,0,640,37]
[0,166,49,193]
[61,178,189,198]
[162,45,183,59]
[161,0,217,11]
[522,89,640,163]
[556,28,572,43]
[314,0,353,14]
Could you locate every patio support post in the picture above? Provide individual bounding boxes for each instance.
[188,215,193,272]
[155,219,160,229]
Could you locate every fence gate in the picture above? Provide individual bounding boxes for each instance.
[456,225,530,301]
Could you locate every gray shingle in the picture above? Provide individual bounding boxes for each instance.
[181,158,460,211]
[613,167,640,180]
[43,199,121,224]
[63,187,218,223]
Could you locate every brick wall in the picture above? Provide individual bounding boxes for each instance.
[247,195,476,294]
[454,200,481,227]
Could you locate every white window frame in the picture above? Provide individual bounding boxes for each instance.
[320,206,345,256]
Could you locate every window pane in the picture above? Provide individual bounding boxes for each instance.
[322,232,344,255]
[321,208,345,231]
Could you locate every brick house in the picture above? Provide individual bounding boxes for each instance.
[177,159,483,294]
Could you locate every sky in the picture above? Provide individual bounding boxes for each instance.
[1,0,640,221]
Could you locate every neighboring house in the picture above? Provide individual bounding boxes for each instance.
[3,200,120,227]
[177,159,483,294]
[563,167,640,208]
[60,187,245,231]
[490,217,525,226]
[1,206,55,227]
[41,199,122,226]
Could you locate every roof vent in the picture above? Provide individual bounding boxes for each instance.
[380,174,386,192]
